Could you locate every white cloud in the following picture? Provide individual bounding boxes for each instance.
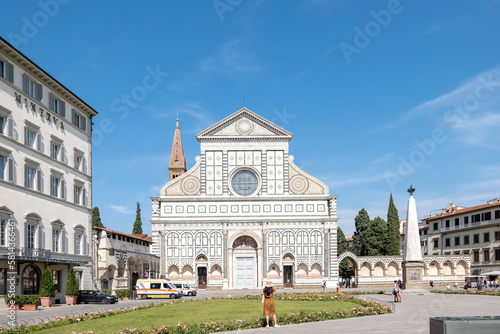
[199,39,261,75]
[374,66,500,147]
[110,205,134,215]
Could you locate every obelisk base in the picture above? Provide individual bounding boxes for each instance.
[402,261,426,290]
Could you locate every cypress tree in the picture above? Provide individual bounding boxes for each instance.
[365,216,388,256]
[353,208,370,256]
[386,193,401,255]
[132,202,143,234]
[337,227,350,276]
[92,207,105,228]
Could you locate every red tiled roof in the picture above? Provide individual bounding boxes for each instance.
[424,201,500,221]
[93,226,152,242]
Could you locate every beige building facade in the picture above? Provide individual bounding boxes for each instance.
[0,37,97,302]
[92,226,160,292]
[423,199,500,275]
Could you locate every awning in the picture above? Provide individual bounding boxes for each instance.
[481,271,500,276]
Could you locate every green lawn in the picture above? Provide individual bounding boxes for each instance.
[35,298,360,333]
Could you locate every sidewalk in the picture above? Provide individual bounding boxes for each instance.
[2,288,499,333]
[227,292,500,334]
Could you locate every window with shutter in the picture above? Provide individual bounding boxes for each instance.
[36,169,42,192]
[0,115,4,135]
[61,179,65,199]
[8,158,14,182]
[0,156,5,180]
[6,62,14,84]
[0,60,14,83]
[8,118,13,138]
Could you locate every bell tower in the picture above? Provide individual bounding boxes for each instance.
[168,119,186,180]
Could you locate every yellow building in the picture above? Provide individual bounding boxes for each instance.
[423,199,500,275]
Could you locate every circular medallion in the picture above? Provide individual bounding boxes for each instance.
[181,176,201,195]
[290,175,309,194]
[236,118,253,135]
[231,170,259,196]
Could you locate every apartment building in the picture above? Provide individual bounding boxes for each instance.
[423,199,500,275]
[0,37,98,301]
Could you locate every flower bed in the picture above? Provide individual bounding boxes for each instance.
[0,292,391,334]
[430,289,500,296]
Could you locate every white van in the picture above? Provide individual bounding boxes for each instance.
[170,281,197,296]
[135,279,183,299]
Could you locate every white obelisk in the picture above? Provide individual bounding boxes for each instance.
[403,193,423,262]
[402,185,426,291]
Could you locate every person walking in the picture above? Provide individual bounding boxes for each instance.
[263,281,279,328]
[430,280,434,289]
[393,281,399,302]
[322,280,326,292]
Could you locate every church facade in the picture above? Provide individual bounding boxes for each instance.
[151,108,339,289]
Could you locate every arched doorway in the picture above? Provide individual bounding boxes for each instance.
[282,253,294,288]
[131,272,139,291]
[338,252,358,288]
[196,254,208,289]
[22,265,41,294]
[233,235,258,289]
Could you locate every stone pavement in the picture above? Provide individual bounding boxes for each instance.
[1,288,499,333]
[228,291,500,334]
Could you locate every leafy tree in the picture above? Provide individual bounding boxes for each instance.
[365,216,388,256]
[337,227,347,254]
[39,264,56,298]
[132,202,143,234]
[386,193,401,255]
[337,227,350,276]
[65,264,79,296]
[353,208,370,256]
[92,207,105,228]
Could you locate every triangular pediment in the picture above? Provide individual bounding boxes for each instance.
[196,108,293,141]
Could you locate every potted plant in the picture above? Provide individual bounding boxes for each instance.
[22,295,40,311]
[65,264,79,305]
[39,264,56,307]
[4,295,22,311]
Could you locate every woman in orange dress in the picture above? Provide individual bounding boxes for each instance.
[263,281,280,328]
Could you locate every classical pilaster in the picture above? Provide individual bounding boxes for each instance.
[222,224,228,278]
[258,248,263,288]
[263,225,268,280]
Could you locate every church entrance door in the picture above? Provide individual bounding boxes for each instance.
[283,266,293,288]
[197,267,207,289]
[236,257,254,289]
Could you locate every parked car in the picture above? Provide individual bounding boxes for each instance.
[170,281,197,296]
[77,290,118,304]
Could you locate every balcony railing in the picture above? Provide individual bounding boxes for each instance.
[440,218,500,233]
[21,248,51,259]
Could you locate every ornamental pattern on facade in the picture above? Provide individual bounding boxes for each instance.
[151,108,339,289]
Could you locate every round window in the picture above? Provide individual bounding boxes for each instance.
[231,170,258,196]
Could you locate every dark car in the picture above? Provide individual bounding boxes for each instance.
[77,290,118,304]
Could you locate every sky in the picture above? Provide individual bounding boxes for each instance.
[1,0,499,238]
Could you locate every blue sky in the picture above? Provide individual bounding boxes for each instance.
[2,0,500,238]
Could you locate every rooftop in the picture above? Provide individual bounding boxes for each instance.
[424,199,500,222]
